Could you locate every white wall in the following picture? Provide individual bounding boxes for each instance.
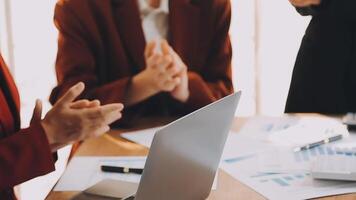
[8,1,71,200]
[232,0,310,116]
[231,0,257,116]
[0,0,13,69]
[257,0,310,115]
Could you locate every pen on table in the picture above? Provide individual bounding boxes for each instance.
[293,134,343,152]
[101,165,143,174]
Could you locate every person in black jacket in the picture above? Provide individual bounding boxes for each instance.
[285,0,356,114]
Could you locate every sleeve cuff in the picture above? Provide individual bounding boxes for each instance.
[184,72,216,112]
[27,122,56,172]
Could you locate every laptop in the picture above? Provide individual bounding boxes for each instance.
[84,92,241,200]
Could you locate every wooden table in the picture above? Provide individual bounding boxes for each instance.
[46,117,356,200]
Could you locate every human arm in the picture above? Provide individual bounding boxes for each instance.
[290,0,324,16]
[179,0,234,111]
[0,83,123,189]
[0,122,55,189]
[51,2,133,106]
[125,41,181,106]
[291,0,356,20]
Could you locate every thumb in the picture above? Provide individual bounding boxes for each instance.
[30,99,42,125]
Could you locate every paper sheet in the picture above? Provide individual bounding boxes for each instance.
[54,157,146,191]
[221,154,356,200]
[238,116,301,140]
[237,116,349,149]
[220,116,356,200]
[268,117,349,147]
[55,156,217,192]
[121,127,162,148]
[221,132,275,161]
[121,127,244,160]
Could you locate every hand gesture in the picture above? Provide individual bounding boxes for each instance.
[39,82,123,152]
[161,41,190,102]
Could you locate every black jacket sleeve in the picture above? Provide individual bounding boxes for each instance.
[295,0,356,20]
[294,0,330,16]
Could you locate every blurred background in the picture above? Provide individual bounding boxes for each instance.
[0,0,310,199]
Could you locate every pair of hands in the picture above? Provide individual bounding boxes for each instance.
[289,0,321,7]
[137,40,190,103]
[30,82,123,152]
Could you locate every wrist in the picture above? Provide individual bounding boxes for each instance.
[40,119,55,146]
[180,90,190,102]
[125,71,161,106]
[174,89,190,103]
[133,71,159,95]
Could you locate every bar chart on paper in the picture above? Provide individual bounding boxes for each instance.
[294,145,356,163]
[220,116,356,200]
[245,145,356,174]
[222,146,347,165]
[221,143,356,200]
[222,159,356,200]
[252,172,310,187]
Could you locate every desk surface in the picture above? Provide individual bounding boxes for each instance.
[46,118,356,200]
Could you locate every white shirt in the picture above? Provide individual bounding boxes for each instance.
[138,0,169,43]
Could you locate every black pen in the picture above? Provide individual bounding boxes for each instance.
[293,134,343,152]
[101,165,144,174]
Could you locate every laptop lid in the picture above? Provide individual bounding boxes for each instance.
[134,92,241,200]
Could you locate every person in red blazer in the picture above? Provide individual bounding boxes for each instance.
[50,0,234,127]
[0,54,123,199]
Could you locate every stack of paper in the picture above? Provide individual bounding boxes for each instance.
[220,116,356,200]
[54,157,146,191]
[55,156,218,192]
[267,117,349,147]
[120,127,162,148]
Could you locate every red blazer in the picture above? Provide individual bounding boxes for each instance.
[0,55,55,199]
[50,0,233,127]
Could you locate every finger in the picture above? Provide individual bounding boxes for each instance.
[84,103,124,123]
[147,54,162,69]
[161,39,171,55]
[104,109,123,125]
[165,62,181,77]
[98,103,124,124]
[70,99,100,109]
[162,78,181,92]
[156,55,173,73]
[160,55,174,65]
[157,59,179,82]
[158,71,173,83]
[145,41,156,59]
[56,82,85,106]
[172,51,186,69]
[92,125,111,138]
[70,99,91,109]
[87,100,101,108]
[172,77,182,86]
[165,45,185,71]
[30,99,42,125]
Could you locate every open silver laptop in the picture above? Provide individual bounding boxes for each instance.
[84,92,241,200]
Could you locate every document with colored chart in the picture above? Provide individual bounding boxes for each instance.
[220,116,356,200]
